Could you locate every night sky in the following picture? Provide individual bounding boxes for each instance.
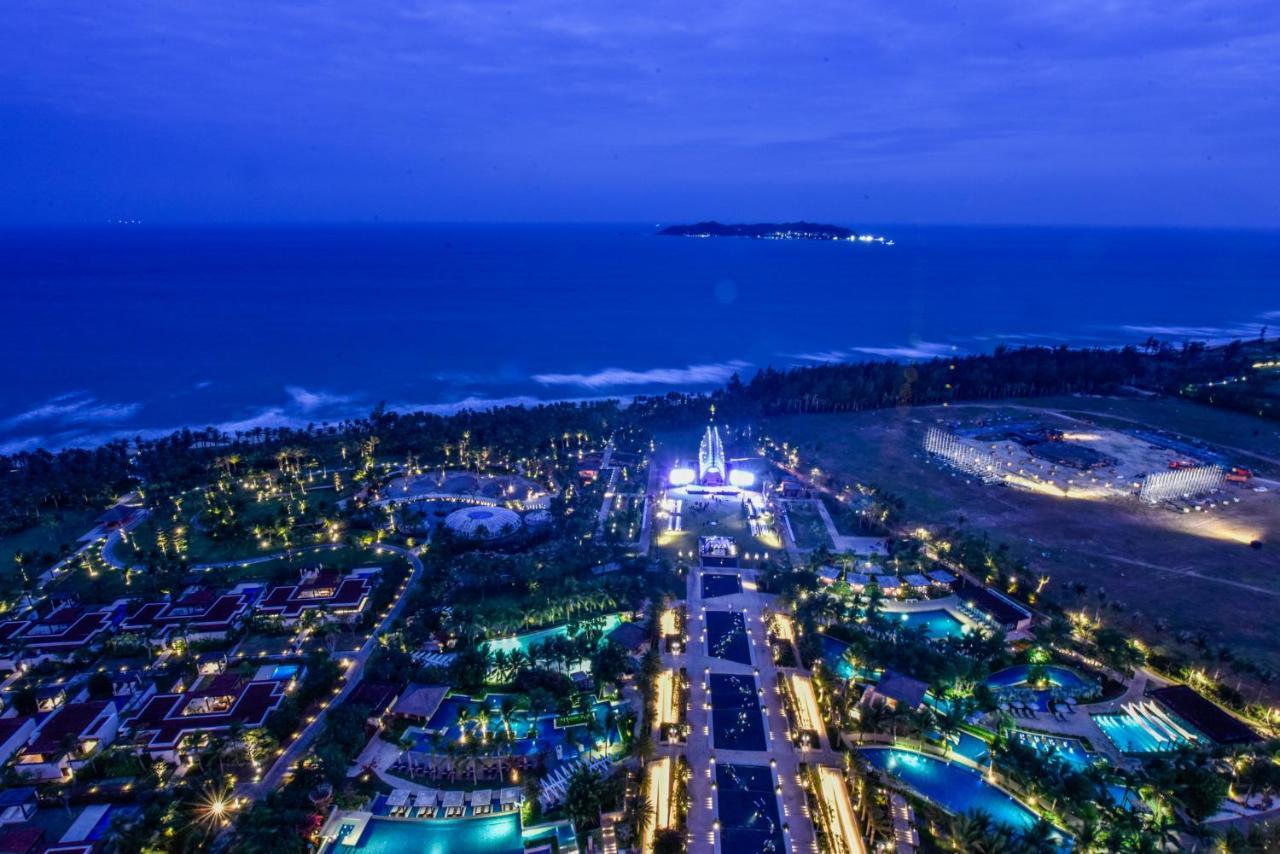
[2,1,1277,226]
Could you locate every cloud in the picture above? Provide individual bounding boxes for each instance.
[849,341,958,360]
[3,392,141,428]
[532,360,751,389]
[285,386,354,412]
[785,350,851,363]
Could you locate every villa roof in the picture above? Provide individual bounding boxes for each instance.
[0,788,36,808]
[392,683,449,720]
[902,574,932,588]
[122,591,250,634]
[349,681,400,716]
[871,670,929,709]
[873,575,901,589]
[957,580,1030,628]
[846,573,871,588]
[257,573,373,619]
[1150,685,1258,745]
[605,622,649,651]
[441,790,465,807]
[0,606,116,654]
[25,701,115,756]
[927,570,957,585]
[125,680,285,751]
[0,825,44,854]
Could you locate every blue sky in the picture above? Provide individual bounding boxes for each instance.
[1,1,1277,225]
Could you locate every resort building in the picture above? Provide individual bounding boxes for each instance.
[257,567,375,624]
[956,580,1033,633]
[0,788,37,826]
[121,587,253,642]
[0,604,121,665]
[123,674,285,764]
[860,670,928,712]
[0,718,38,768]
[1148,685,1258,746]
[12,700,120,782]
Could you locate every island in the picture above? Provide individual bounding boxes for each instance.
[658,220,892,244]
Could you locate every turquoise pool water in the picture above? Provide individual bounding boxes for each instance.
[1013,731,1096,770]
[706,610,752,665]
[484,614,624,658]
[857,747,1044,834]
[416,695,623,763]
[269,664,300,680]
[331,813,523,854]
[710,674,768,751]
[1092,709,1203,754]
[716,763,784,854]
[987,665,1090,692]
[884,607,969,639]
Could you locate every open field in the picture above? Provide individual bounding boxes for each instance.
[784,500,834,550]
[765,394,1280,679]
[0,506,101,581]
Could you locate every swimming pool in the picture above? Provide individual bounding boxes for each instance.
[416,694,624,763]
[883,607,969,639]
[702,572,742,599]
[269,663,300,680]
[329,813,523,854]
[1013,731,1097,770]
[1092,706,1204,754]
[857,747,1045,834]
[484,614,624,658]
[716,763,784,854]
[705,610,752,665]
[709,674,768,751]
[987,665,1091,692]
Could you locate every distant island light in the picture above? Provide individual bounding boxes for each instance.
[657,220,892,244]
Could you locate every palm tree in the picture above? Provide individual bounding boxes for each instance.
[950,810,995,852]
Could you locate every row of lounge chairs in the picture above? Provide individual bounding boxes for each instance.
[384,786,522,820]
[538,756,613,810]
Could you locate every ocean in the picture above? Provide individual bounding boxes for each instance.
[2,223,1277,452]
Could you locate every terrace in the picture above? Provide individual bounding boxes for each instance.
[123,675,286,763]
[256,567,375,623]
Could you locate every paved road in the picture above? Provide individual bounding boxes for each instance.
[673,563,827,854]
[237,542,425,800]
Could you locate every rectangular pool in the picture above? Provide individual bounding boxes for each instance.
[709,674,768,751]
[705,610,751,665]
[701,573,742,599]
[330,813,523,854]
[716,763,784,854]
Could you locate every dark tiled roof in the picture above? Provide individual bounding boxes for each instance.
[257,574,372,619]
[872,670,928,708]
[2,607,114,653]
[605,622,649,650]
[122,592,249,633]
[126,680,285,751]
[1150,685,1258,745]
[26,701,113,755]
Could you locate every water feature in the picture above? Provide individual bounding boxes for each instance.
[705,610,752,665]
[329,813,523,854]
[415,694,624,765]
[884,607,969,639]
[716,763,784,854]
[702,572,743,599]
[709,674,768,751]
[1092,704,1204,754]
[1013,731,1098,770]
[857,747,1047,835]
[484,613,624,658]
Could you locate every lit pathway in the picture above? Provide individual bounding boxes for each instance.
[679,562,824,854]
[237,542,424,800]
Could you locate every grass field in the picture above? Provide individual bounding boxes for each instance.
[0,507,101,581]
[784,501,833,551]
[765,394,1280,682]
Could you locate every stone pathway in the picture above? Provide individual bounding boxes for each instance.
[672,563,823,854]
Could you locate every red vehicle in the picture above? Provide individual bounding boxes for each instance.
[1226,466,1253,483]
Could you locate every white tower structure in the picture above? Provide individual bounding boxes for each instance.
[698,425,726,485]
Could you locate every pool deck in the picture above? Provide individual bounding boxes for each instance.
[661,563,838,854]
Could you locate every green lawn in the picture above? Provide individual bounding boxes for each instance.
[0,506,102,582]
[785,501,833,550]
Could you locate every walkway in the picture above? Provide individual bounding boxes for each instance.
[237,542,424,799]
[673,562,826,854]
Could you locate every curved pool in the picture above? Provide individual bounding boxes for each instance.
[987,664,1090,692]
[857,747,1044,833]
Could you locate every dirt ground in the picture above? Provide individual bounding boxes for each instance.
[765,395,1280,684]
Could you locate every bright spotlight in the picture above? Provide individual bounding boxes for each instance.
[669,467,696,486]
[729,469,755,488]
